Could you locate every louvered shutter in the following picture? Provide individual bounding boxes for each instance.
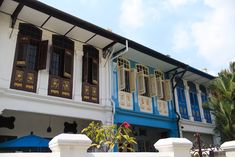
[129,68,136,92]
[163,79,172,101]
[92,58,99,85]
[156,77,164,98]
[16,35,30,67]
[37,40,48,70]
[149,75,157,97]
[118,65,125,90]
[82,52,89,82]
[63,50,73,78]
[137,71,145,95]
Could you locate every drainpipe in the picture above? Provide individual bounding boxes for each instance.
[108,40,129,125]
[170,67,188,137]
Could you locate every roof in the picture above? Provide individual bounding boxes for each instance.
[0,0,215,84]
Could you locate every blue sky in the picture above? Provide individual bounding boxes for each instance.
[39,0,235,75]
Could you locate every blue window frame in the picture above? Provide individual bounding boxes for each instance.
[188,82,201,122]
[200,85,212,123]
[176,78,188,119]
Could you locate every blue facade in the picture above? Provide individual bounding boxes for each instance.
[176,78,189,119]
[176,79,213,124]
[188,81,202,122]
[112,58,178,149]
[200,86,212,123]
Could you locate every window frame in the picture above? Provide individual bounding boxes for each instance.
[136,64,150,97]
[10,23,47,93]
[48,35,74,99]
[82,45,99,103]
[117,57,131,92]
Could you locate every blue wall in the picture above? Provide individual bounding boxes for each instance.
[111,59,178,137]
[176,78,189,119]
[188,81,201,122]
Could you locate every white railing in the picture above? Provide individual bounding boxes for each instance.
[0,134,234,157]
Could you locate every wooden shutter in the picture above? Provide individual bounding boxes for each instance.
[137,71,145,95]
[82,52,89,82]
[16,36,30,67]
[156,77,164,99]
[163,79,172,101]
[63,50,73,78]
[92,58,99,85]
[149,75,157,97]
[118,65,125,90]
[129,68,136,92]
[37,40,48,70]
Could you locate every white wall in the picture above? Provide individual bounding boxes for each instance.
[0,13,112,125]
[0,110,93,138]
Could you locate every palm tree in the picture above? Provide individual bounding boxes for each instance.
[205,62,235,142]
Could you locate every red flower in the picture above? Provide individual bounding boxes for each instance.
[121,122,131,128]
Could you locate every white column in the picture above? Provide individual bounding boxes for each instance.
[173,80,180,114]
[100,52,112,125]
[183,80,194,121]
[49,134,91,157]
[221,140,235,157]
[73,45,83,102]
[99,51,108,106]
[0,16,18,89]
[154,138,192,157]
[196,84,206,123]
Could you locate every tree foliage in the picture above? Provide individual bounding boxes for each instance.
[81,121,136,152]
[205,62,235,142]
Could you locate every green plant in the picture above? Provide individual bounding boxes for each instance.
[81,121,136,152]
[204,62,235,142]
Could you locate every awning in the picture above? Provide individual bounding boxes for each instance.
[0,134,49,148]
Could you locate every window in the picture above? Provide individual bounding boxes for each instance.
[200,85,212,123]
[136,64,149,97]
[48,35,74,99]
[154,70,171,101]
[175,78,188,119]
[10,23,48,93]
[188,82,201,122]
[82,45,99,103]
[117,58,136,93]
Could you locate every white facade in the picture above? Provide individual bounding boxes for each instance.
[0,13,112,138]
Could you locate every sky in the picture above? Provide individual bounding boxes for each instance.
[39,0,235,76]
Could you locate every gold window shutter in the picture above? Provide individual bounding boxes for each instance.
[156,77,164,99]
[163,79,172,101]
[118,65,126,90]
[137,71,146,95]
[129,68,136,93]
[149,75,157,97]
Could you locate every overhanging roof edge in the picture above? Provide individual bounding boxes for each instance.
[12,0,214,80]
[187,66,215,80]
[12,0,187,68]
